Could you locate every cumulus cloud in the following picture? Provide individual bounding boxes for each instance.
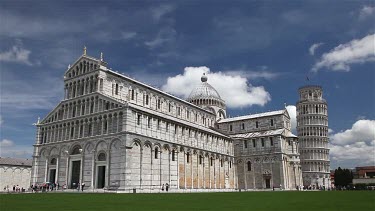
[309,42,324,55]
[0,40,32,65]
[330,119,375,146]
[0,139,14,147]
[161,66,271,108]
[312,34,375,72]
[359,5,375,20]
[286,105,297,133]
[329,119,375,168]
[330,141,375,167]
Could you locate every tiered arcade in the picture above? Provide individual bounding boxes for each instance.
[297,85,330,188]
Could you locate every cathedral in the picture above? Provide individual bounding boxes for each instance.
[31,49,327,192]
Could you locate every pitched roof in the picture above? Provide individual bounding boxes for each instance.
[229,128,285,139]
[0,157,32,167]
[218,110,285,123]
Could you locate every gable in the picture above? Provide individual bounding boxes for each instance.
[64,55,101,80]
[40,93,125,124]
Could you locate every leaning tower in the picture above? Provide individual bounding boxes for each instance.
[297,85,330,188]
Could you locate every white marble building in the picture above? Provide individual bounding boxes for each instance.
[297,86,330,188]
[31,49,303,191]
[217,110,303,190]
[0,157,32,191]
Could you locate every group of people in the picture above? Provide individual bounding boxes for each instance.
[73,182,85,191]
[3,185,25,193]
[161,183,170,192]
[30,182,61,192]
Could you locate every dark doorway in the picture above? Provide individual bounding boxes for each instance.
[70,161,81,189]
[49,169,56,183]
[265,178,271,189]
[97,166,106,188]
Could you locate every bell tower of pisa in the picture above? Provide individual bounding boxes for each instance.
[297,85,330,188]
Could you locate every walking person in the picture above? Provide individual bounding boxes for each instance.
[162,184,165,191]
[81,183,85,192]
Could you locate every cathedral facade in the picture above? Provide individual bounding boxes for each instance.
[31,50,303,192]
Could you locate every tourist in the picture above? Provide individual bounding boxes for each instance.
[81,183,85,191]
[162,184,165,191]
[166,183,169,192]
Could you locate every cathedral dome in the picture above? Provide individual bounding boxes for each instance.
[187,73,222,101]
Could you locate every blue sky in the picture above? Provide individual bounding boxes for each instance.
[0,0,374,169]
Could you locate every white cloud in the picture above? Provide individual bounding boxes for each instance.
[359,5,375,20]
[0,41,32,65]
[286,105,297,133]
[329,119,375,168]
[330,141,375,167]
[330,119,375,146]
[225,70,280,80]
[161,66,271,108]
[0,139,14,147]
[309,42,324,55]
[312,34,375,72]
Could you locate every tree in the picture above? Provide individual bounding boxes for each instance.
[334,167,353,188]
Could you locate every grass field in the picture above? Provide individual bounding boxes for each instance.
[1,191,374,211]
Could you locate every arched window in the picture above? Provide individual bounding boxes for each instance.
[247,161,252,171]
[98,153,106,161]
[71,146,81,155]
[50,158,57,165]
[172,150,175,161]
[155,147,159,159]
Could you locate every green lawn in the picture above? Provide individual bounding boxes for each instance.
[1,191,374,211]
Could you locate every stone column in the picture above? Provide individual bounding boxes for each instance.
[140,148,143,189]
[191,153,193,189]
[80,151,84,186]
[106,149,110,188]
[56,157,60,184]
[44,158,49,182]
[176,151,179,189]
[66,154,70,188]
[184,152,186,189]
[91,150,95,190]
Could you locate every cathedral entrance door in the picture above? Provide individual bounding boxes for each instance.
[70,160,81,189]
[49,169,56,183]
[265,178,271,189]
[97,166,106,189]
